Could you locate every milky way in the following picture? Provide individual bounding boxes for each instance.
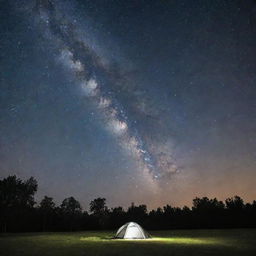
[34,0,179,182]
[1,0,256,208]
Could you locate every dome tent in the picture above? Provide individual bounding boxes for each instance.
[114,222,150,239]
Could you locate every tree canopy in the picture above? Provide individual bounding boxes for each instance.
[0,175,256,232]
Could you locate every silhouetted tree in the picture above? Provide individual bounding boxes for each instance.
[61,197,82,215]
[109,207,126,228]
[225,196,244,211]
[192,197,225,228]
[1,175,256,232]
[40,196,55,209]
[38,196,56,231]
[60,197,82,231]
[127,203,147,225]
[90,198,107,215]
[193,197,225,212]
[89,198,109,229]
[225,196,245,227]
[0,175,37,232]
[148,207,164,229]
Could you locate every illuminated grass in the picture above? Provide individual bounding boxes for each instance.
[80,235,225,246]
[149,237,222,245]
[1,229,256,256]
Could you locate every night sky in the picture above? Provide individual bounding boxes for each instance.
[1,0,256,209]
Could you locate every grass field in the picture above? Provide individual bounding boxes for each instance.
[0,229,255,256]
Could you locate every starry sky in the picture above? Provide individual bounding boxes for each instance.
[1,0,256,209]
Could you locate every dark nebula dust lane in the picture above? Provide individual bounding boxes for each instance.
[0,0,256,208]
[34,0,179,181]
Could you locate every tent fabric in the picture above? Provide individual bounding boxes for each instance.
[114,222,150,239]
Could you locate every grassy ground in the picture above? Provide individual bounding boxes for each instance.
[0,229,255,256]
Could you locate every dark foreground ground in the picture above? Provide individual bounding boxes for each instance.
[0,229,255,256]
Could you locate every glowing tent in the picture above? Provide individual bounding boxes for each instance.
[114,222,150,239]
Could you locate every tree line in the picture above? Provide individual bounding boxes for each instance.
[0,175,255,232]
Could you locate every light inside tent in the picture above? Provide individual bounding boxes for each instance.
[125,225,143,239]
[114,222,150,239]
